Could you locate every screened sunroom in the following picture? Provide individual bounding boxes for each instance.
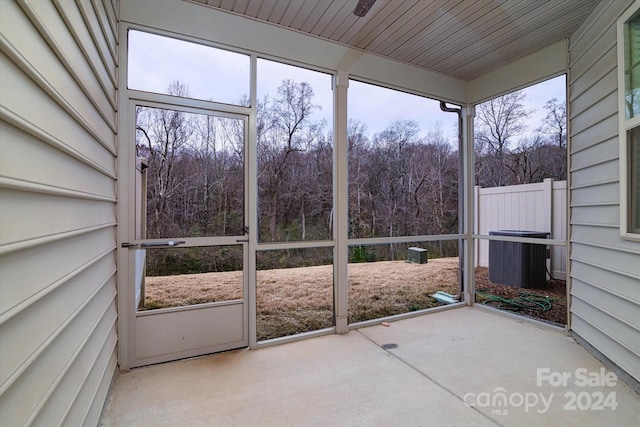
[1,1,639,426]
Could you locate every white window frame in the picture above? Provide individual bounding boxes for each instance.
[617,0,640,241]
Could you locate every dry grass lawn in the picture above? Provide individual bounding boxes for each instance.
[143,257,460,341]
[348,259,460,322]
[142,258,567,340]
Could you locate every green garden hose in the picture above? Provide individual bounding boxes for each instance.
[476,289,553,313]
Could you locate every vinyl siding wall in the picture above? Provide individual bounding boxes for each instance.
[568,0,640,383]
[0,0,119,425]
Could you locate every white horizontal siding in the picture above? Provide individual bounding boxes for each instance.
[0,252,116,388]
[0,282,116,425]
[571,114,618,153]
[571,69,617,115]
[572,224,640,252]
[572,280,638,331]
[55,0,118,107]
[32,316,118,426]
[0,121,115,200]
[571,204,619,227]
[568,0,640,383]
[571,92,618,135]
[572,244,639,277]
[571,135,618,169]
[570,43,616,101]
[0,228,115,317]
[2,0,116,137]
[571,182,618,205]
[572,260,639,304]
[0,1,118,426]
[76,0,117,80]
[0,53,116,171]
[0,190,115,245]
[571,24,617,84]
[571,158,619,188]
[572,314,639,382]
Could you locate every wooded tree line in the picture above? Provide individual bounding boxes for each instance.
[475,90,566,187]
[348,119,458,240]
[136,80,565,274]
[136,113,245,240]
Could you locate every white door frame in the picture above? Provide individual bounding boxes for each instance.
[119,94,252,367]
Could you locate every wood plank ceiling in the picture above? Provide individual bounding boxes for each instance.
[190,0,599,81]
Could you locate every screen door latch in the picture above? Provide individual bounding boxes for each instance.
[121,240,185,248]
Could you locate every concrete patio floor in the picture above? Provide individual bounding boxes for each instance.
[101,307,639,426]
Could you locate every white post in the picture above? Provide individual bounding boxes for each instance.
[334,71,349,333]
[543,178,553,279]
[474,185,480,268]
[248,55,258,347]
[464,105,475,305]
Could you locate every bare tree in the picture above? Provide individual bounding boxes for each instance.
[190,115,245,236]
[348,119,372,238]
[257,79,327,241]
[136,81,194,237]
[538,98,567,180]
[475,90,531,186]
[539,98,567,149]
[506,134,545,184]
[420,126,458,235]
[476,93,567,186]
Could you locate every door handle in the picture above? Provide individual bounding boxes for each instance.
[121,240,185,248]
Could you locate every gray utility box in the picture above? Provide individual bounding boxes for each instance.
[407,247,428,264]
[489,230,549,288]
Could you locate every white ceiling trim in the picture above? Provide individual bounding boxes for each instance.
[468,40,568,104]
[123,0,469,103]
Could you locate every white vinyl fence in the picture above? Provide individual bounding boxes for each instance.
[474,179,567,280]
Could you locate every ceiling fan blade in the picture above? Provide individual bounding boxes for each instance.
[353,0,377,17]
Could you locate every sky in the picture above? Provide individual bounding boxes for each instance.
[128,29,566,145]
